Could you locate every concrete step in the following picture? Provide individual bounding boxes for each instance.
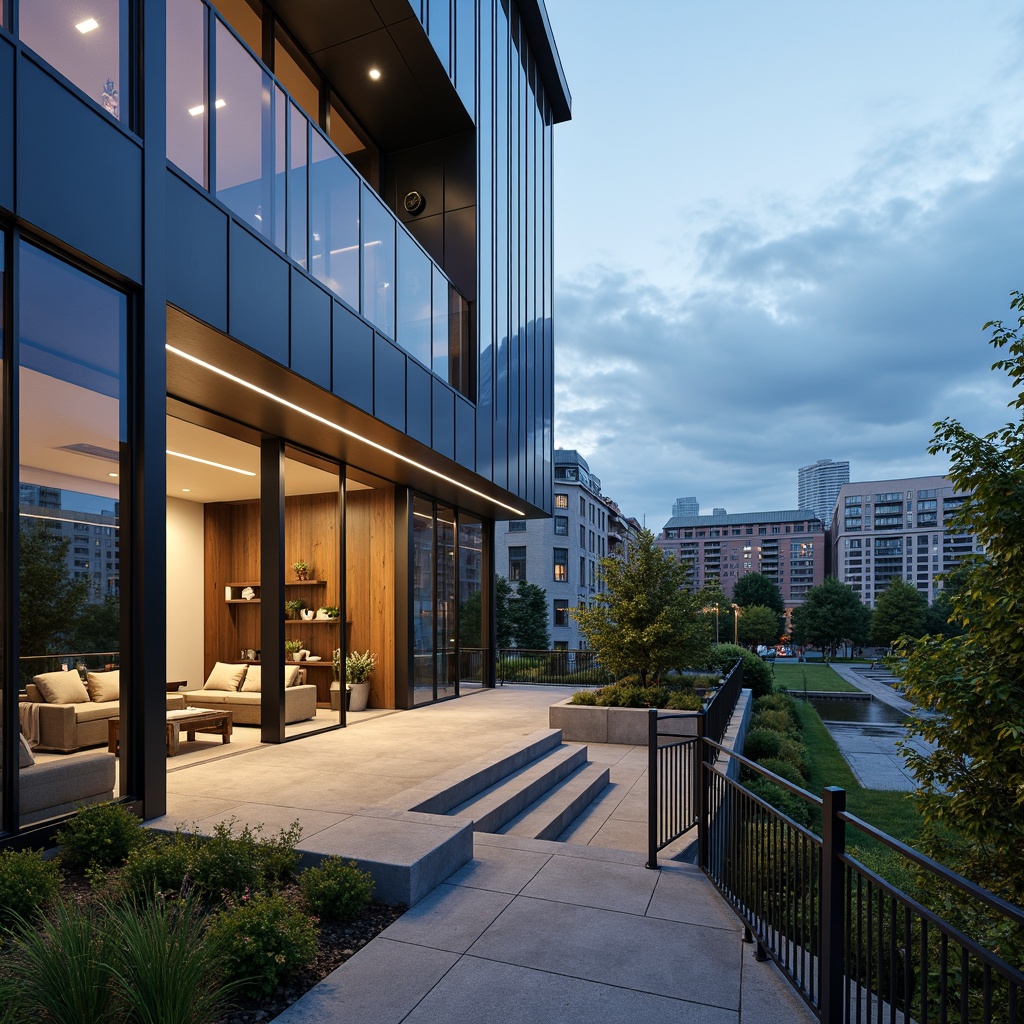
[501,762,611,841]
[446,743,589,833]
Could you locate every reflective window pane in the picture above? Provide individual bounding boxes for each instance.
[310,131,359,307]
[275,28,319,123]
[167,0,207,184]
[431,265,449,379]
[20,0,129,122]
[397,233,431,366]
[288,103,308,268]
[435,506,456,698]
[209,0,260,54]
[361,188,395,337]
[214,20,272,238]
[412,496,434,705]
[458,516,484,687]
[272,85,286,251]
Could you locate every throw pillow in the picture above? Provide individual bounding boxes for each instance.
[86,670,120,703]
[203,662,247,691]
[284,664,302,687]
[33,670,90,705]
[240,665,262,692]
[18,733,35,768]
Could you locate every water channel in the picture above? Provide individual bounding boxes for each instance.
[805,696,908,726]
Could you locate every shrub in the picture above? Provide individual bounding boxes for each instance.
[191,819,301,898]
[206,892,318,996]
[299,858,375,921]
[707,644,774,698]
[757,757,806,788]
[569,689,598,705]
[745,777,814,828]
[0,849,62,928]
[777,738,810,779]
[753,692,802,730]
[742,727,783,762]
[665,690,703,711]
[55,802,149,870]
[750,709,797,736]
[118,831,198,899]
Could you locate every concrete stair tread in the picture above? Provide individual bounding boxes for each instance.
[447,743,589,833]
[501,762,611,841]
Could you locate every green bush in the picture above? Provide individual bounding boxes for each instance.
[0,849,62,928]
[665,690,703,711]
[206,892,318,996]
[191,819,301,898]
[55,802,149,870]
[568,689,598,705]
[118,831,198,899]
[742,727,783,762]
[777,738,810,779]
[753,692,802,730]
[299,857,375,921]
[745,777,814,828]
[750,709,797,736]
[707,644,774,698]
[757,757,806,788]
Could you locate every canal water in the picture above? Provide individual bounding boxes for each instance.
[806,696,908,726]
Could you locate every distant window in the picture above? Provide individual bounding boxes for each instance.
[553,600,569,626]
[508,520,526,532]
[554,493,568,509]
[554,516,568,536]
[508,546,526,581]
[553,548,568,582]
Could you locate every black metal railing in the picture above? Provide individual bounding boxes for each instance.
[19,651,120,688]
[645,658,744,866]
[662,732,1024,1023]
[496,648,613,687]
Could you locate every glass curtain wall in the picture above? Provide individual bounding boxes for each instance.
[18,241,125,818]
[412,496,434,706]
[435,506,456,699]
[458,515,484,687]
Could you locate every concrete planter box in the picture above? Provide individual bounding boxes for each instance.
[549,698,699,745]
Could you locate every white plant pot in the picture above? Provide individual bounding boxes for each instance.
[348,681,370,712]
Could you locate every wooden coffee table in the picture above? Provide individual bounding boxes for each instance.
[108,709,233,757]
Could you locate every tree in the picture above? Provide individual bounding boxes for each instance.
[494,575,514,649]
[19,522,91,658]
[67,594,121,655]
[898,291,1024,906]
[731,573,785,616]
[736,604,782,649]
[869,578,926,648]
[789,576,870,658]
[572,529,712,685]
[921,563,968,638]
[507,581,550,650]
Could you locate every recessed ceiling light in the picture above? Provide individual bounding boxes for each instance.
[182,488,191,493]
[76,17,99,33]
[368,68,381,81]
[166,450,256,477]
[107,472,118,478]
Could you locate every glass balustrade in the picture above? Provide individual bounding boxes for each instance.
[166,0,471,399]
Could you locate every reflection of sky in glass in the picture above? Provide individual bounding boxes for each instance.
[19,244,123,398]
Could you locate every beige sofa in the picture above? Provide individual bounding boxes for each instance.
[182,662,317,725]
[18,750,116,825]
[20,670,186,753]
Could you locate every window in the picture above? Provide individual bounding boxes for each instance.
[579,496,586,516]
[508,546,526,581]
[553,548,568,582]
[554,493,568,509]
[554,516,568,536]
[579,556,586,584]
[508,520,526,532]
[580,524,586,547]
[553,600,569,627]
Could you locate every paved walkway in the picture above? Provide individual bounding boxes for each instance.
[154,685,814,1023]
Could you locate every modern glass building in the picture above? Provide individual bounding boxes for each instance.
[0,0,570,837]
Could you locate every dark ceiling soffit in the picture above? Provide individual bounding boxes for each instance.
[517,0,571,123]
[165,306,543,521]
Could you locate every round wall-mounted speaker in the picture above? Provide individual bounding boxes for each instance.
[404,190,426,215]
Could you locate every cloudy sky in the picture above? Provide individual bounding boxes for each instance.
[542,0,1024,528]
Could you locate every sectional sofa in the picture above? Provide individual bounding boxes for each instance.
[181,662,317,725]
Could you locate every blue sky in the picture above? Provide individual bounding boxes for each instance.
[543,0,1024,528]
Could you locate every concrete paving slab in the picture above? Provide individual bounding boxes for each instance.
[520,852,659,915]
[467,896,741,1008]
[446,843,551,894]
[648,863,743,931]
[272,937,459,1024]
[379,883,514,953]
[473,830,647,866]
[402,956,739,1024]
[578,814,647,853]
[739,947,818,1023]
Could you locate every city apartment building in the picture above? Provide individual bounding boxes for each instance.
[798,458,850,526]
[496,450,640,648]
[657,510,826,606]
[830,475,980,607]
[1,0,570,835]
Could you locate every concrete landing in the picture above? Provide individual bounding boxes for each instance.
[273,837,815,1024]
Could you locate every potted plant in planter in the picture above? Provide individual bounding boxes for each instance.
[284,639,304,662]
[345,650,376,712]
[292,560,310,581]
[285,598,305,620]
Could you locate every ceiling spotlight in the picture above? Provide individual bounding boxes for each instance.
[75,17,99,33]
[368,68,381,81]
[107,472,118,478]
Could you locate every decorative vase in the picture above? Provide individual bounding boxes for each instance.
[348,680,370,712]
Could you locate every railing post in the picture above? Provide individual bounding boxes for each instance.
[696,711,708,870]
[820,786,846,1024]
[646,708,659,869]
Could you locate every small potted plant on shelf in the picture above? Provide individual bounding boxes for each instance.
[285,598,305,620]
[292,560,310,581]
[319,605,340,620]
[345,650,376,712]
[284,639,304,661]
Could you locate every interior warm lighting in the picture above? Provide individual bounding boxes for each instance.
[165,345,526,517]
[182,488,191,493]
[188,99,225,116]
[368,68,381,81]
[166,450,256,477]
[107,472,118,478]
[75,17,99,33]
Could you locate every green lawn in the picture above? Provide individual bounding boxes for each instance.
[772,663,859,692]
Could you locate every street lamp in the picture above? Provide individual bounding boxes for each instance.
[731,603,741,645]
